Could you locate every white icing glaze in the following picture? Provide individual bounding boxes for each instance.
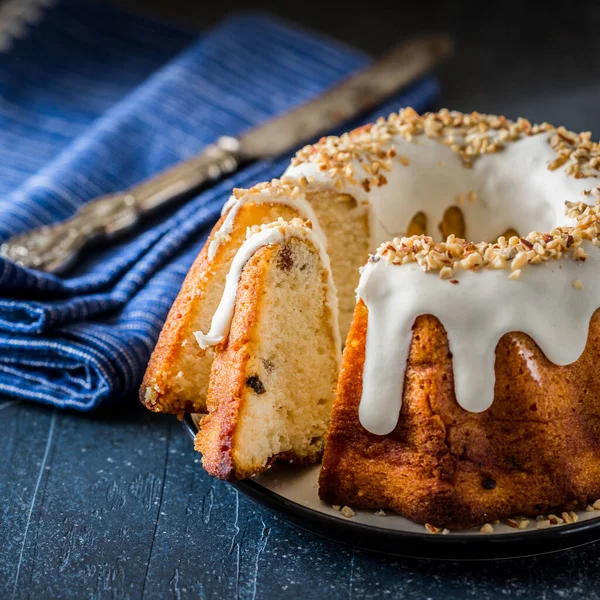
[208,190,326,260]
[196,224,341,364]
[356,247,600,435]
[285,132,595,250]
[199,114,600,437]
[196,227,283,349]
[285,128,600,435]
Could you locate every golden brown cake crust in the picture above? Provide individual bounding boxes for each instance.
[319,300,600,529]
[140,202,299,415]
[139,216,215,415]
[194,246,268,480]
[195,241,330,480]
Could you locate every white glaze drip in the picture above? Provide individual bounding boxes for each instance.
[357,247,600,435]
[196,224,341,362]
[208,191,326,260]
[285,127,600,435]
[199,115,600,437]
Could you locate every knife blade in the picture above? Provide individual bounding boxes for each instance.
[239,35,451,158]
[1,34,452,273]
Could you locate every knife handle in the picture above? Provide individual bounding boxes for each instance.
[0,136,243,273]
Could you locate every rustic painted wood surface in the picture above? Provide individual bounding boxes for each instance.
[3,1,600,598]
[4,397,600,600]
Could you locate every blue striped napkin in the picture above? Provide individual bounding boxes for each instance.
[0,0,440,410]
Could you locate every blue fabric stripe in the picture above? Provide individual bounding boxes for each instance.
[0,0,440,410]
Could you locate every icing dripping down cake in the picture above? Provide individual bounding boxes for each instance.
[141,109,600,528]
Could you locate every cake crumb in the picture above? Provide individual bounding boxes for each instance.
[332,505,341,511]
[507,517,530,529]
[562,511,579,524]
[506,519,529,529]
[573,279,584,290]
[425,523,441,534]
[508,269,522,280]
[536,519,551,529]
[374,509,386,516]
[561,511,573,524]
[547,514,564,525]
[593,499,600,510]
[341,506,355,518]
[585,505,595,512]
[439,266,454,280]
[480,523,494,534]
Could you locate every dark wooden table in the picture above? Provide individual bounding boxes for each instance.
[3,1,600,598]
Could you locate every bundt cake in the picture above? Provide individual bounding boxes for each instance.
[141,108,600,528]
[194,218,340,480]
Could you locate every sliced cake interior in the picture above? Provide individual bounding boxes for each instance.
[195,219,341,480]
[141,182,367,415]
[141,202,300,414]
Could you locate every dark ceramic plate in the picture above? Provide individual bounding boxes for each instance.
[184,414,600,560]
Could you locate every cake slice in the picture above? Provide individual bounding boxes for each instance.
[195,219,341,480]
[140,200,301,415]
[140,180,368,415]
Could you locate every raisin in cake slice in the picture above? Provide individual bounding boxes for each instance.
[195,219,341,480]
[141,181,366,415]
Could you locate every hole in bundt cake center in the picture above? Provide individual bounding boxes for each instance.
[400,190,555,244]
[369,134,565,245]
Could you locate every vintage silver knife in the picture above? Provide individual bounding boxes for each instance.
[1,35,452,273]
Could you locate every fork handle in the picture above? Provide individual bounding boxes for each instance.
[0,136,243,273]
